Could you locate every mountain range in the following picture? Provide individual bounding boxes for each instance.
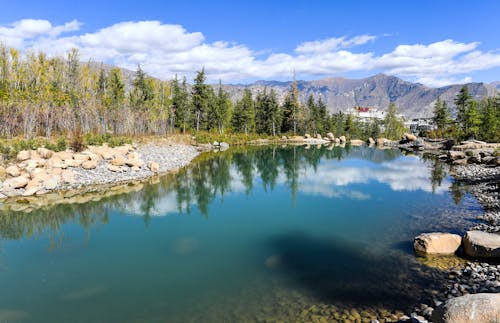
[222,74,499,119]
[100,63,498,119]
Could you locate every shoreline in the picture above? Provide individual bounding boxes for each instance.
[0,139,499,322]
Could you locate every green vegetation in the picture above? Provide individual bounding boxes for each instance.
[430,86,499,142]
[0,44,409,145]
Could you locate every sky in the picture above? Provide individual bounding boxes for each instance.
[0,0,499,87]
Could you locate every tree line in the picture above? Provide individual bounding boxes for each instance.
[1,45,410,141]
[432,86,499,142]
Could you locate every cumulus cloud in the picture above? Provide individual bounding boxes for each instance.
[295,35,376,54]
[1,18,500,86]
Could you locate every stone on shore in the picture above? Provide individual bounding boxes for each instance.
[148,161,160,172]
[107,164,124,172]
[219,142,229,149]
[304,134,311,139]
[414,232,462,255]
[110,156,126,166]
[339,135,346,143]
[463,230,500,258]
[376,138,387,146]
[81,160,98,170]
[432,293,500,323]
[37,147,53,159]
[367,137,375,145]
[3,176,29,189]
[403,133,417,141]
[6,165,21,177]
[326,132,334,140]
[350,139,364,146]
[16,150,31,162]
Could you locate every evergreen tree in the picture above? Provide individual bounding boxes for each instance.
[210,81,231,134]
[455,86,472,137]
[232,88,255,134]
[479,97,499,142]
[191,68,210,131]
[173,76,191,134]
[433,96,450,132]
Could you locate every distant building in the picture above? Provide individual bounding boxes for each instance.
[405,118,435,134]
[346,106,386,122]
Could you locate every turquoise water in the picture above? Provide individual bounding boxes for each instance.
[0,145,482,322]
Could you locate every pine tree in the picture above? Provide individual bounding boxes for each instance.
[173,76,191,134]
[192,68,210,131]
[455,86,472,138]
[211,81,231,134]
[433,96,450,132]
[232,88,255,134]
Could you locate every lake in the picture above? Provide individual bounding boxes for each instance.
[0,145,482,322]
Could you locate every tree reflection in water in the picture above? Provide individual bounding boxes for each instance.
[0,145,457,245]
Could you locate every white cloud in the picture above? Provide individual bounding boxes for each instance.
[0,19,81,48]
[1,19,500,86]
[296,35,376,54]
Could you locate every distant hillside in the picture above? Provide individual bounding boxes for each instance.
[91,63,498,119]
[222,74,498,118]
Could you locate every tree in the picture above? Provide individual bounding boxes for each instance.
[455,86,472,137]
[191,68,210,131]
[383,103,406,140]
[172,76,191,134]
[255,89,281,136]
[433,96,450,133]
[105,68,125,133]
[479,97,499,142]
[232,88,255,134]
[209,81,231,134]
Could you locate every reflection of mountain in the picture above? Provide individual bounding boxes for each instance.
[0,145,449,241]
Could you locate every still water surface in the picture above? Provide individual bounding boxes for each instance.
[0,145,482,322]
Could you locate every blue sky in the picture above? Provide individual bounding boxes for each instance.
[0,0,499,86]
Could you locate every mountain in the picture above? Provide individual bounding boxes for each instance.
[222,74,498,118]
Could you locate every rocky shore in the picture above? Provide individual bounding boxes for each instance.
[0,142,204,200]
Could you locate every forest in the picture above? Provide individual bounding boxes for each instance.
[0,45,498,145]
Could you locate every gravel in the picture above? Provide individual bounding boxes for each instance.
[59,144,201,190]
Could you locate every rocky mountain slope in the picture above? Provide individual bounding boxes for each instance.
[222,74,498,118]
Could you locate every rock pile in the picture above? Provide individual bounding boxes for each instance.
[0,143,200,199]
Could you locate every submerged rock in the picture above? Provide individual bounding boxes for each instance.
[414,232,462,255]
[463,231,500,258]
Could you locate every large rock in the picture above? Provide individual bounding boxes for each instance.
[73,153,90,162]
[404,133,417,141]
[81,160,97,170]
[432,293,500,323]
[6,165,21,177]
[463,231,500,258]
[37,147,53,159]
[110,156,126,166]
[448,151,466,160]
[147,161,160,172]
[219,142,229,151]
[107,164,124,172]
[16,150,31,161]
[376,138,387,146]
[414,232,462,255]
[304,134,311,139]
[326,132,334,140]
[43,177,59,190]
[367,137,375,145]
[3,176,29,189]
[54,151,74,161]
[339,135,346,143]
